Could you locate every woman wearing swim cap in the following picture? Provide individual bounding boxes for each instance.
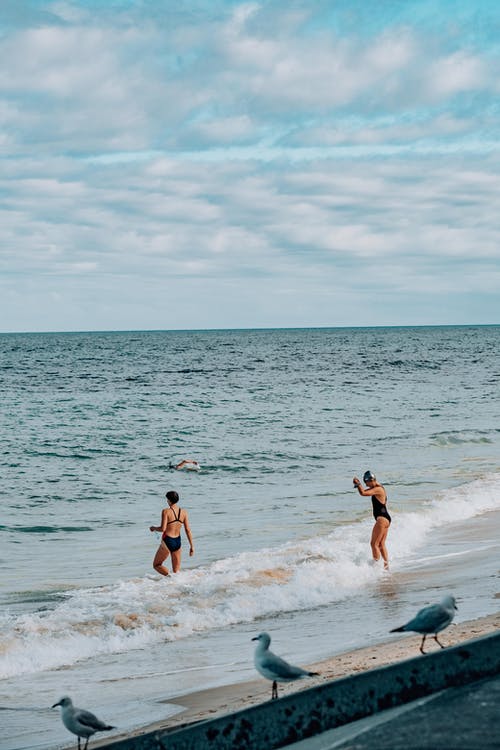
[352,470,391,570]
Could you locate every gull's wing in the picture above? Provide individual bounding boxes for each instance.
[406,603,452,634]
[74,708,110,731]
[260,652,309,680]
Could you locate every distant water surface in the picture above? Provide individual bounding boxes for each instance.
[0,326,499,749]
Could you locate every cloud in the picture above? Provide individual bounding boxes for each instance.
[3,149,499,271]
[1,0,499,330]
[1,2,496,156]
[426,51,485,98]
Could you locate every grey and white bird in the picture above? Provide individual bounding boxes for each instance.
[390,595,458,654]
[52,696,114,750]
[252,632,319,700]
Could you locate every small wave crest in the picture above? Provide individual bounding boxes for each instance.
[1,473,499,679]
[430,429,494,446]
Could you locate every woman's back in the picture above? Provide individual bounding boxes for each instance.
[164,505,185,536]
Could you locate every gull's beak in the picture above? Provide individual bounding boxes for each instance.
[251,636,258,641]
[51,701,61,708]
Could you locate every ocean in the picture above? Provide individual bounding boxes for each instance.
[1,326,499,749]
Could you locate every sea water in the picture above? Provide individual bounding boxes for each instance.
[1,326,499,749]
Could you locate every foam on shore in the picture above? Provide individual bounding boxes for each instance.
[1,474,499,680]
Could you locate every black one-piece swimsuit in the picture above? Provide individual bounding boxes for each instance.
[163,507,183,551]
[371,493,391,523]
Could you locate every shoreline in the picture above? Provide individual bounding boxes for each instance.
[93,610,499,748]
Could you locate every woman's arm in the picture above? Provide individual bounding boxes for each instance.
[175,459,199,469]
[150,508,168,533]
[183,512,195,556]
[353,477,368,495]
[353,478,385,501]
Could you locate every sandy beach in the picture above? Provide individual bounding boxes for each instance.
[92,610,499,748]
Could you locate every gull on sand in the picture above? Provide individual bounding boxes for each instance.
[390,594,458,654]
[52,696,114,749]
[252,632,319,700]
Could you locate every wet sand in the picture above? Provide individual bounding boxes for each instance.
[93,610,499,747]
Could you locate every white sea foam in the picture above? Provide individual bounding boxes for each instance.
[1,474,499,679]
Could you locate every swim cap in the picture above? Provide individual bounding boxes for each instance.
[363,470,376,482]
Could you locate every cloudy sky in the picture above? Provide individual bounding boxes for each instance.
[1,0,499,332]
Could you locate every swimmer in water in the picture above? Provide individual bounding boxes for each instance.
[169,459,200,471]
[353,470,391,570]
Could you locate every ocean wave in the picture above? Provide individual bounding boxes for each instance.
[0,525,93,534]
[1,473,499,680]
[430,430,495,446]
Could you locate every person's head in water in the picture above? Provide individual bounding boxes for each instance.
[363,470,376,484]
[166,490,179,505]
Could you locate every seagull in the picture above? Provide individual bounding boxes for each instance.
[252,632,319,700]
[390,595,458,654]
[52,696,114,750]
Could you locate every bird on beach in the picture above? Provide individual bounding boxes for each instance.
[52,696,114,750]
[390,595,458,654]
[252,632,320,700]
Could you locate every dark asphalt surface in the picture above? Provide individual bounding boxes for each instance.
[287,674,500,750]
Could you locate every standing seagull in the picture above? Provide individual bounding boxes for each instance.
[52,696,114,749]
[390,595,458,654]
[252,632,319,700]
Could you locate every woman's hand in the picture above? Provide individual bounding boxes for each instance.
[353,476,361,487]
[149,526,156,532]
[189,547,194,557]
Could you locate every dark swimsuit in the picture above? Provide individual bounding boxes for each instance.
[371,490,391,523]
[163,507,184,552]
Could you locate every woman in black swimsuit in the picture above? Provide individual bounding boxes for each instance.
[353,470,391,570]
[149,490,194,576]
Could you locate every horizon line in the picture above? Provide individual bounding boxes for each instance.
[0,322,498,336]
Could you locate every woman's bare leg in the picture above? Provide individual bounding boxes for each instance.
[170,548,182,573]
[153,543,170,576]
[378,524,390,569]
[370,522,382,560]
[370,519,390,567]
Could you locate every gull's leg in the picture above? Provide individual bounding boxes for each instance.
[272,681,278,700]
[419,634,427,654]
[434,634,445,649]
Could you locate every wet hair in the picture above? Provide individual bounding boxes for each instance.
[363,470,376,482]
[166,490,179,504]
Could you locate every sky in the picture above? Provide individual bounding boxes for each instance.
[1,0,499,332]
